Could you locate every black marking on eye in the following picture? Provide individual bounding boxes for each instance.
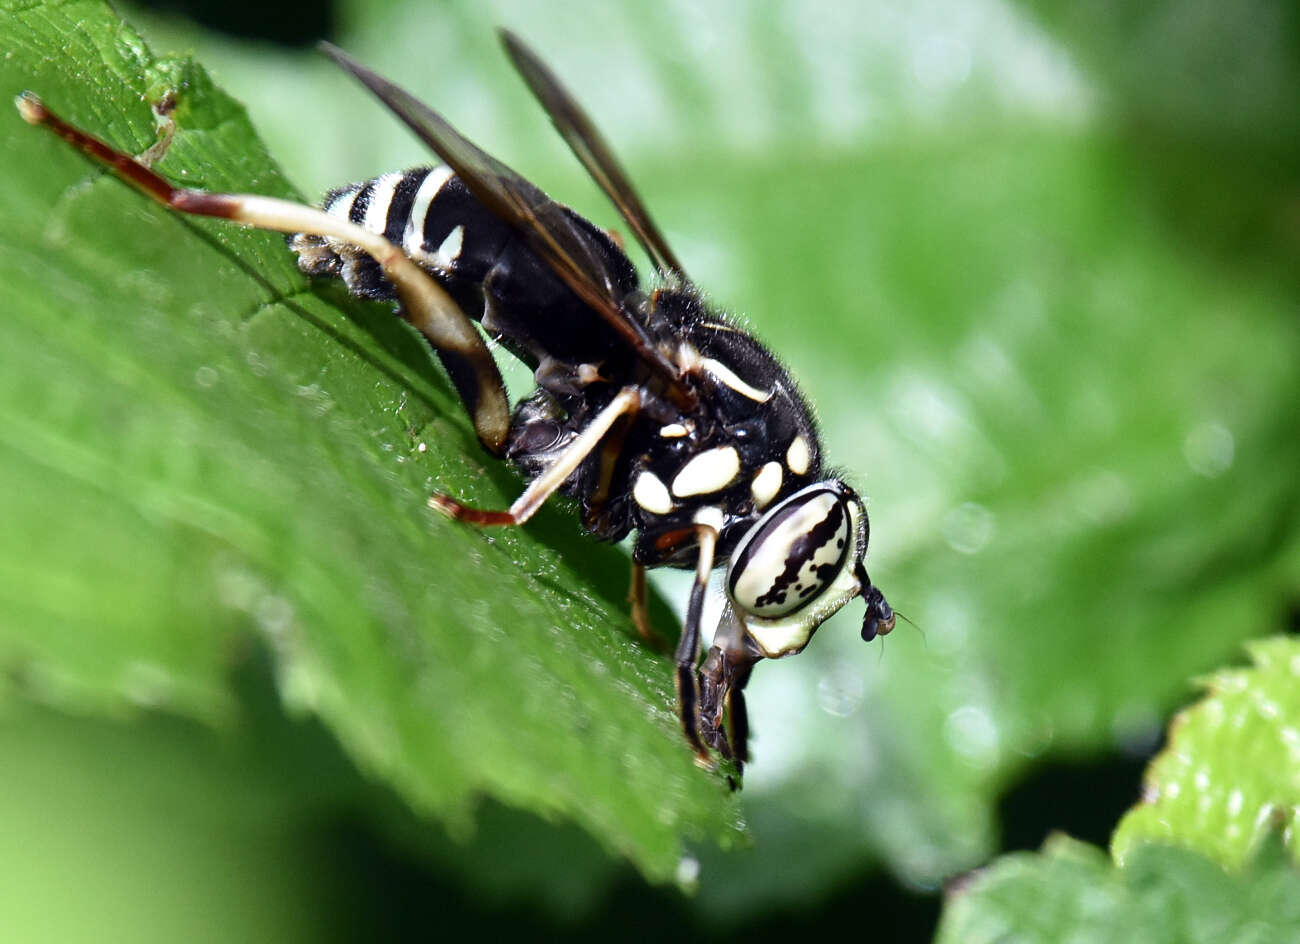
[753,499,845,611]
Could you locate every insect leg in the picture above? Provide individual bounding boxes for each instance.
[697,604,761,775]
[674,518,719,767]
[15,92,511,455]
[627,562,666,650]
[430,386,641,526]
[725,660,754,769]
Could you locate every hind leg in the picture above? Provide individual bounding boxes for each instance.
[17,92,511,455]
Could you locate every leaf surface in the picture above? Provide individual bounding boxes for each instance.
[1113,637,1300,869]
[937,834,1300,944]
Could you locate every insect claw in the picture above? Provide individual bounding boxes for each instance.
[427,493,517,526]
[427,493,457,518]
[15,91,47,124]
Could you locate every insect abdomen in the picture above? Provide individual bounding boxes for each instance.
[292,164,643,388]
[291,166,511,299]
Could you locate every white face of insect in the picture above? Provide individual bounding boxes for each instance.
[725,483,866,657]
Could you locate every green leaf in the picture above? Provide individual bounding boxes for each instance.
[9,0,1300,921]
[936,834,1300,944]
[939,640,1300,943]
[1113,637,1300,869]
[0,0,741,884]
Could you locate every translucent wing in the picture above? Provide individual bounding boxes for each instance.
[499,29,689,284]
[320,43,691,399]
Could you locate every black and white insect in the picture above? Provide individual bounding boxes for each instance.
[17,31,894,775]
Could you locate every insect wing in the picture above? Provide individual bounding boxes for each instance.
[319,43,689,397]
[499,29,689,284]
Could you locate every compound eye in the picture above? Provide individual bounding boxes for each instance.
[727,484,854,619]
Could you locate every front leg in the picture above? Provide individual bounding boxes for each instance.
[725,661,755,768]
[674,511,721,767]
[698,603,762,775]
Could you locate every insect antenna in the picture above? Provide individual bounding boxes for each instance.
[895,610,926,648]
[874,611,923,663]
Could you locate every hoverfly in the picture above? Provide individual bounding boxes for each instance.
[17,30,894,775]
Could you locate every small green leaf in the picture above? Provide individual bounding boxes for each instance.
[0,0,740,882]
[1112,637,1300,869]
[937,834,1300,944]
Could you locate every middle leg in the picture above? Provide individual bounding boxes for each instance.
[429,386,641,526]
[627,562,666,651]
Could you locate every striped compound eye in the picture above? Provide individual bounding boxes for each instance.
[727,484,855,619]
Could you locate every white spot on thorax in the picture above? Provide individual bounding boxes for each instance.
[659,423,689,438]
[633,471,674,515]
[700,357,771,402]
[751,461,783,509]
[786,436,811,475]
[672,446,740,497]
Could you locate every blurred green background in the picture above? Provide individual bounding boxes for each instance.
[1,0,1297,940]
